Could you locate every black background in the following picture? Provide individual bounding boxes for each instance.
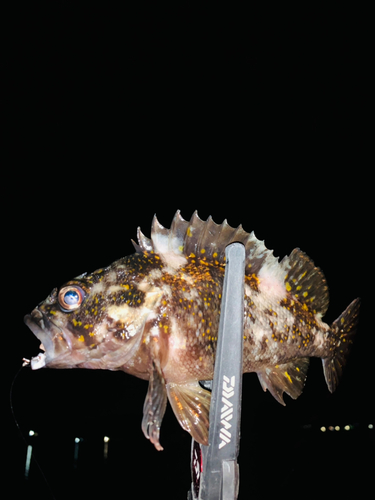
[4,4,373,499]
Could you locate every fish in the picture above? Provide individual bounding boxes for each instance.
[24,211,360,450]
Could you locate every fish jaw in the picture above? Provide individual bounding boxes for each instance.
[24,308,85,369]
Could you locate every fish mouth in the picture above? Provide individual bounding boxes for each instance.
[24,308,71,370]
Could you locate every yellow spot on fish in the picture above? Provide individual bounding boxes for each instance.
[122,284,130,290]
[296,367,300,372]
[78,335,85,342]
[89,332,95,337]
[296,285,302,291]
[50,310,56,315]
[200,248,206,254]
[187,227,193,237]
[178,245,184,252]
[285,371,292,383]
[213,252,218,258]
[303,291,308,297]
[286,282,292,292]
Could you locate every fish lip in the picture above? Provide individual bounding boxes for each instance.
[24,308,70,369]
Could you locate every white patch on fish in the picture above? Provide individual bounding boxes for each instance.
[151,233,187,270]
[258,263,287,300]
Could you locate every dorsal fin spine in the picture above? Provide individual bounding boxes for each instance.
[168,210,188,254]
[137,227,153,252]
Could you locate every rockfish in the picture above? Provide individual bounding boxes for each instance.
[24,211,360,450]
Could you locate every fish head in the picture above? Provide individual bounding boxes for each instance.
[24,261,162,372]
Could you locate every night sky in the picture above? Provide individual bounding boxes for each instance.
[5,4,372,499]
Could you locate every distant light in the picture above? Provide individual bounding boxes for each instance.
[320,426,326,432]
[29,430,35,437]
[75,437,80,443]
[335,426,340,431]
[103,436,110,460]
[344,425,350,431]
[25,445,33,479]
[369,424,374,430]
[328,426,334,432]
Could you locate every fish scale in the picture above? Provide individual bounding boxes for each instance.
[24,210,360,449]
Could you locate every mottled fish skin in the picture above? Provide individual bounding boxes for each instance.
[24,211,360,448]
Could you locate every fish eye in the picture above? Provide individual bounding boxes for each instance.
[58,286,85,312]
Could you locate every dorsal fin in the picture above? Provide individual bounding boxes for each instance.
[134,212,328,315]
[135,210,279,272]
[282,248,329,317]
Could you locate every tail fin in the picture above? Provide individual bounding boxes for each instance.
[322,298,361,392]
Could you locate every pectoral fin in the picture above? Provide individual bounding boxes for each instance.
[141,361,168,451]
[257,358,310,405]
[167,381,211,445]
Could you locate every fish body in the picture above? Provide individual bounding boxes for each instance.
[24,211,360,449]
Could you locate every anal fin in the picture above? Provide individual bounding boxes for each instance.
[257,358,310,405]
[167,381,211,445]
[141,361,168,451]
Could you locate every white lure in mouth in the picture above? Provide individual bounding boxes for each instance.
[31,352,46,370]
